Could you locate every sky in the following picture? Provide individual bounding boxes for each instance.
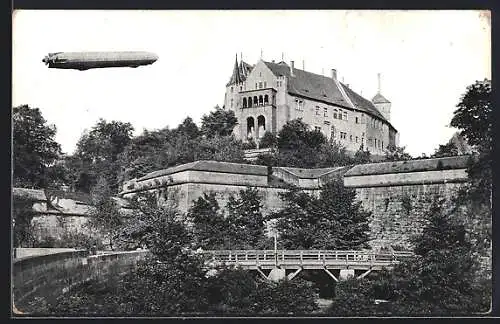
[12,10,491,156]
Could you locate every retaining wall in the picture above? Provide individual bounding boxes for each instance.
[13,250,149,314]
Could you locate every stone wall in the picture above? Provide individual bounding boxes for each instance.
[354,182,464,250]
[344,156,471,250]
[13,250,149,314]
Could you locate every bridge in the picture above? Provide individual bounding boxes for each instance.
[202,250,414,282]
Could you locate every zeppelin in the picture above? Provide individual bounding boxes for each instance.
[42,51,159,70]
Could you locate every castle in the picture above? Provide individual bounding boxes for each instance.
[223,55,399,155]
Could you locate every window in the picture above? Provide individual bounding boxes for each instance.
[295,99,304,111]
[259,95,263,106]
[355,136,358,143]
[331,126,336,138]
[333,110,338,119]
[382,141,384,149]
[243,98,247,108]
[355,117,359,124]
[264,94,269,105]
[315,126,322,132]
[259,82,263,89]
[255,83,258,89]
[316,106,320,115]
[264,82,267,88]
[259,72,262,77]
[338,111,343,120]
[350,135,353,142]
[231,87,233,93]
[324,107,328,117]
[374,139,377,147]
[240,86,242,91]
[324,120,330,125]
[343,112,347,121]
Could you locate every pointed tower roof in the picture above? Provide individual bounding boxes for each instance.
[227,54,242,86]
[372,93,391,104]
[371,73,391,104]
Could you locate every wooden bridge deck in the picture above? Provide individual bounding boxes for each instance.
[202,250,414,271]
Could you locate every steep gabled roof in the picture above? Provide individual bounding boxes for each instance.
[262,61,396,130]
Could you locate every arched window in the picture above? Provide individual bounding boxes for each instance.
[264,94,269,105]
[259,95,263,106]
[257,115,266,138]
[253,96,258,106]
[243,97,247,108]
[248,97,253,108]
[247,117,255,139]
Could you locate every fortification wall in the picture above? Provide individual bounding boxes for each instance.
[13,250,149,314]
[353,182,464,250]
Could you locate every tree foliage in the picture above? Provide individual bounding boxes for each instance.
[13,193,37,247]
[71,119,134,193]
[200,105,238,138]
[188,188,267,250]
[450,79,492,205]
[384,144,412,162]
[188,192,228,250]
[329,196,490,316]
[270,178,371,250]
[86,177,124,250]
[13,105,64,188]
[225,187,266,249]
[255,119,371,168]
[432,142,459,158]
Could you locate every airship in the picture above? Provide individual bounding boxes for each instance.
[42,51,158,70]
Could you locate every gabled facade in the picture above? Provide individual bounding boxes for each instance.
[223,56,399,155]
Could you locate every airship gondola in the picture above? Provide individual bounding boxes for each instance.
[42,51,158,70]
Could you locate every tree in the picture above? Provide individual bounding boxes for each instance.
[270,178,371,250]
[176,116,200,140]
[200,105,238,138]
[329,196,490,316]
[196,135,245,163]
[450,79,492,205]
[276,119,327,168]
[13,193,37,247]
[71,119,134,193]
[432,142,459,158]
[86,177,124,250]
[353,145,372,164]
[384,144,412,162]
[413,198,469,256]
[258,131,278,149]
[188,193,229,250]
[13,105,64,188]
[316,140,354,167]
[247,278,319,315]
[225,187,266,249]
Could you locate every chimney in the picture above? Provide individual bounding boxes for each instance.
[302,60,305,70]
[290,61,295,77]
[331,69,337,80]
[377,72,382,93]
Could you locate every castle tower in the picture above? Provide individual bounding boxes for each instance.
[372,73,391,122]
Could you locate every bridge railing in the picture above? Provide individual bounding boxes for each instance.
[201,250,414,266]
